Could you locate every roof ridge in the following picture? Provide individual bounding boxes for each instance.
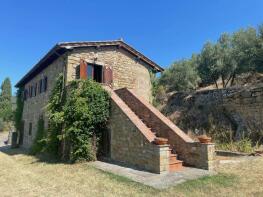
[57,39,123,46]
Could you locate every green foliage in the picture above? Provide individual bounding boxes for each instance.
[64,80,110,162]
[198,26,262,88]
[216,138,256,153]
[14,88,24,136]
[198,34,238,88]
[30,116,46,155]
[0,78,12,121]
[159,57,200,91]
[160,25,263,93]
[45,74,110,162]
[46,74,66,155]
[150,72,165,106]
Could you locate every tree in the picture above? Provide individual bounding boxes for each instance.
[231,27,258,81]
[198,42,221,87]
[159,57,200,91]
[0,78,12,121]
[254,24,263,72]
[198,27,260,88]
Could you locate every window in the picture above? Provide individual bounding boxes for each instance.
[87,65,93,80]
[32,86,35,97]
[43,76,48,92]
[29,122,32,136]
[29,86,33,98]
[39,79,43,94]
[34,83,37,97]
[77,62,102,83]
[75,65,80,79]
[23,89,28,101]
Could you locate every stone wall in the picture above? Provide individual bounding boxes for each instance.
[21,45,154,149]
[66,46,153,101]
[21,55,66,148]
[109,90,170,173]
[164,84,263,141]
[222,85,263,128]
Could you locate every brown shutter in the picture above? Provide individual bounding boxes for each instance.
[103,66,113,86]
[80,59,87,79]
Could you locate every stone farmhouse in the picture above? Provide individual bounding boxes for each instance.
[16,40,215,173]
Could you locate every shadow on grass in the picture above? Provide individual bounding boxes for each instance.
[0,145,66,165]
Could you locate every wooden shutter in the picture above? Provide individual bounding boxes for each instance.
[103,66,113,86]
[80,59,87,79]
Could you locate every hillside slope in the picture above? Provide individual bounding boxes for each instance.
[161,82,263,144]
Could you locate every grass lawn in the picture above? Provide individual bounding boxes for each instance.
[0,148,262,197]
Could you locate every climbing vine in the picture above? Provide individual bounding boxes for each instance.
[14,88,24,145]
[46,73,66,156]
[45,74,110,162]
[64,80,110,161]
[30,116,46,154]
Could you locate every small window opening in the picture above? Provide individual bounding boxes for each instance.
[29,122,32,136]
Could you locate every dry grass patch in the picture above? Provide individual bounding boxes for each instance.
[0,148,262,197]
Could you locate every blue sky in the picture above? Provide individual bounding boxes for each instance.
[0,0,263,94]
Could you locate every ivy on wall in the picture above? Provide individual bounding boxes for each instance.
[46,73,66,156]
[30,116,46,154]
[45,74,110,162]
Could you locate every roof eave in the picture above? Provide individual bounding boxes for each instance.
[15,45,66,88]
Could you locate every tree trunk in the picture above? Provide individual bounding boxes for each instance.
[222,76,226,88]
[230,72,236,86]
[225,75,232,88]
[214,78,219,89]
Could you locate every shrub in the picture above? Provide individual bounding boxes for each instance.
[45,74,110,162]
[14,88,24,142]
[64,80,110,162]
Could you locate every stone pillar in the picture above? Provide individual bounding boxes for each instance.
[151,144,170,174]
[198,143,216,170]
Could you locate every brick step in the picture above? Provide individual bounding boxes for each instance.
[169,160,183,172]
[169,155,178,163]
[170,153,177,158]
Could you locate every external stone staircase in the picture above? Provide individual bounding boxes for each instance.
[137,118,183,171]
[115,88,187,172]
[105,86,215,173]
